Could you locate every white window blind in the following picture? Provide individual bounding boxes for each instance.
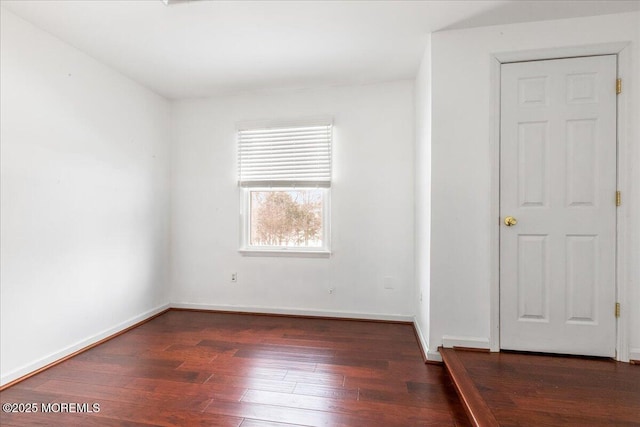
[238,123,332,187]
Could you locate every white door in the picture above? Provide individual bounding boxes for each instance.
[500,55,617,357]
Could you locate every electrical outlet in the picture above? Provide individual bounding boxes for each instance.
[231,273,237,283]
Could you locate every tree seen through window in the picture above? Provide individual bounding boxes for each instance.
[250,190,323,247]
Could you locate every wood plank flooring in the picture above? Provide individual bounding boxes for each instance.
[441,348,640,427]
[0,310,470,426]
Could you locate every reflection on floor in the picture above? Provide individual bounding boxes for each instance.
[1,310,470,426]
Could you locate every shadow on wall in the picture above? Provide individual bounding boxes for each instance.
[441,0,640,32]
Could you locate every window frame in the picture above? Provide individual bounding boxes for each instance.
[236,117,333,257]
[239,186,331,257]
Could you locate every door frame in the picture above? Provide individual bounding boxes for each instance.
[489,42,632,361]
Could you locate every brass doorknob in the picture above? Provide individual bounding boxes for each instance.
[504,216,517,226]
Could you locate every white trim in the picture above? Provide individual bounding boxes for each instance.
[237,116,333,132]
[489,56,501,353]
[490,42,632,362]
[493,42,630,64]
[427,350,443,363]
[170,302,414,322]
[413,317,430,362]
[239,249,331,258]
[0,303,170,387]
[629,348,640,362]
[442,335,491,350]
[615,46,631,363]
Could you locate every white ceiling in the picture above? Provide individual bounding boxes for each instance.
[2,0,638,100]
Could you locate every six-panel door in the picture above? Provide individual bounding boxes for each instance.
[500,55,617,357]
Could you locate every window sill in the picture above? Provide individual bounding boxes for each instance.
[239,248,331,258]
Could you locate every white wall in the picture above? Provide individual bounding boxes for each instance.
[429,11,640,359]
[171,81,415,319]
[0,9,171,385]
[414,37,432,357]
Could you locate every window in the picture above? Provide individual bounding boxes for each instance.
[238,120,332,254]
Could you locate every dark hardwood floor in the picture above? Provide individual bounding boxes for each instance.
[0,310,470,426]
[441,348,640,427]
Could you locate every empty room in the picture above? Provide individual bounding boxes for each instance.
[1,1,639,426]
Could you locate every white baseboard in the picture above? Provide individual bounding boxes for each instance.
[630,348,640,362]
[442,335,490,350]
[170,302,414,323]
[0,303,170,387]
[412,317,429,362]
[411,318,443,363]
[427,350,443,362]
